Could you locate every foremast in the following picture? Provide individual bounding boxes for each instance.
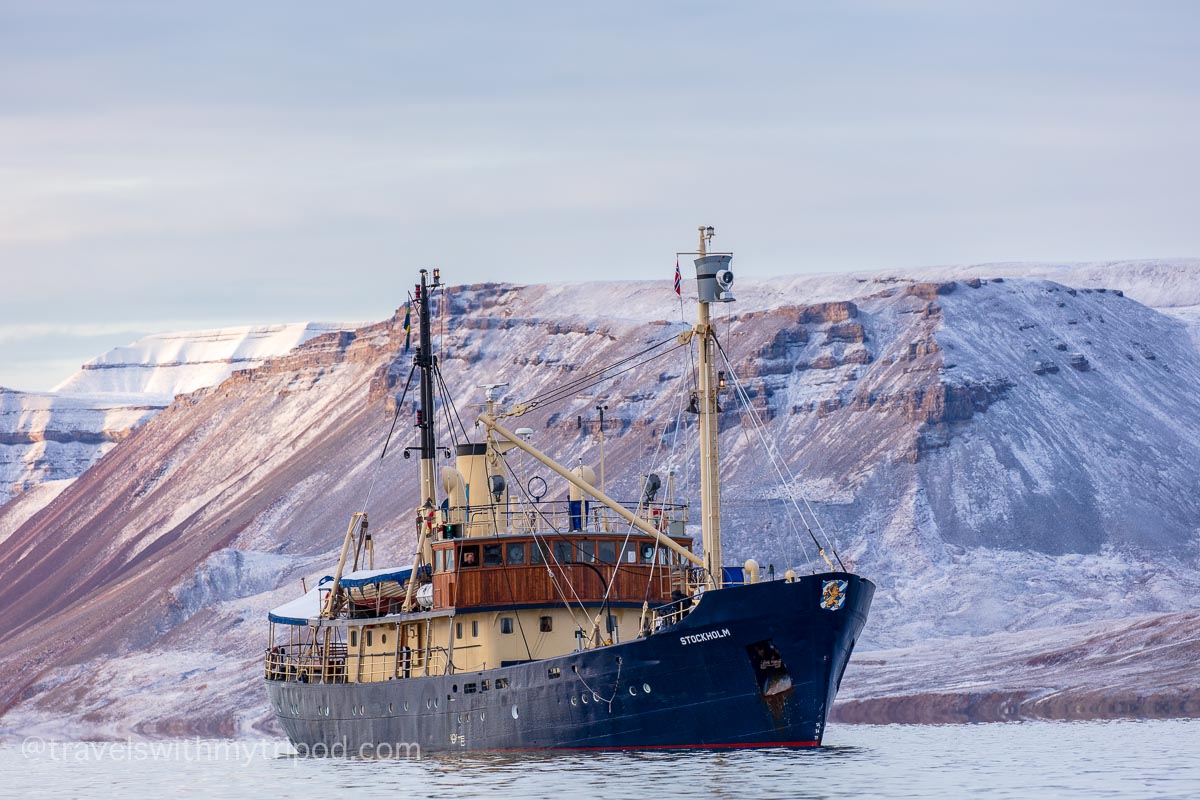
[414,268,441,510]
[404,268,442,610]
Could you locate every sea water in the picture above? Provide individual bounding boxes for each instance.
[2,719,1197,799]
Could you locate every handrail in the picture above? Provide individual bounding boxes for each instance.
[264,643,459,683]
[450,499,689,538]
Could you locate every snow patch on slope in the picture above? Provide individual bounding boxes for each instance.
[52,322,363,403]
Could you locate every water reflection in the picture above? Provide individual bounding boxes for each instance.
[4,721,1199,800]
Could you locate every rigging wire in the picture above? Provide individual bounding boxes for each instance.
[434,365,471,444]
[497,450,592,630]
[712,333,844,572]
[361,363,417,513]
[641,366,691,604]
[515,335,685,413]
[598,375,692,618]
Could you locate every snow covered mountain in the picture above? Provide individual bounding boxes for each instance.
[1,260,1199,736]
[0,323,359,503]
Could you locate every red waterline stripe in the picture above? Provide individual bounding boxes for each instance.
[490,741,820,752]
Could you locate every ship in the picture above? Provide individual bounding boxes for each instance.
[264,227,874,753]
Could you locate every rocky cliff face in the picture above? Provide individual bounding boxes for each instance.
[1,264,1199,736]
[0,323,358,503]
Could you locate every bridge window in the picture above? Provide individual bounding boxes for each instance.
[622,543,638,563]
[500,617,515,634]
[598,541,617,563]
[445,549,455,571]
[506,542,526,565]
[553,541,574,563]
[460,545,479,568]
[578,541,595,562]
[540,616,553,633]
[530,541,547,565]
[483,545,503,567]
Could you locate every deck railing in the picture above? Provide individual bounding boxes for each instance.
[265,642,457,683]
[450,500,688,538]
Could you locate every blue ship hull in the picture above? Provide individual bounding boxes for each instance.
[267,572,873,753]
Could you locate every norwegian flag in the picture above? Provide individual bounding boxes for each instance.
[673,258,681,296]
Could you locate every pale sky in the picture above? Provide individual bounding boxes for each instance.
[2,1,1198,390]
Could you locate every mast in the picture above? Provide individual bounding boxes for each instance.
[691,225,735,589]
[415,268,441,508]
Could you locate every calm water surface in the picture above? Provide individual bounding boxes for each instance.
[3,720,1196,799]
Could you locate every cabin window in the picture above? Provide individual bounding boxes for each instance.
[496,677,510,689]
[606,614,618,633]
[464,683,478,694]
[472,620,479,637]
[506,542,526,565]
[578,541,595,562]
[456,622,463,640]
[554,541,574,563]
[382,633,388,645]
[445,549,455,571]
[640,543,656,563]
[366,630,373,647]
[622,542,638,563]
[548,667,561,679]
[350,629,358,647]
[460,545,480,568]
[482,679,491,691]
[500,617,515,634]
[540,615,553,633]
[530,541,546,565]
[435,550,444,572]
[659,549,669,566]
[483,545,503,567]
[598,541,617,563]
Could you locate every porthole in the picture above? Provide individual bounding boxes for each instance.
[511,704,519,719]
[426,698,433,709]
[628,686,637,696]
[388,703,394,714]
[581,694,589,704]
[570,696,577,706]
[360,705,366,716]
[642,683,652,694]
[351,706,357,716]
[458,713,464,724]
[480,711,485,721]
[453,685,459,693]
[434,697,440,709]
[593,693,601,703]
[404,701,409,712]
